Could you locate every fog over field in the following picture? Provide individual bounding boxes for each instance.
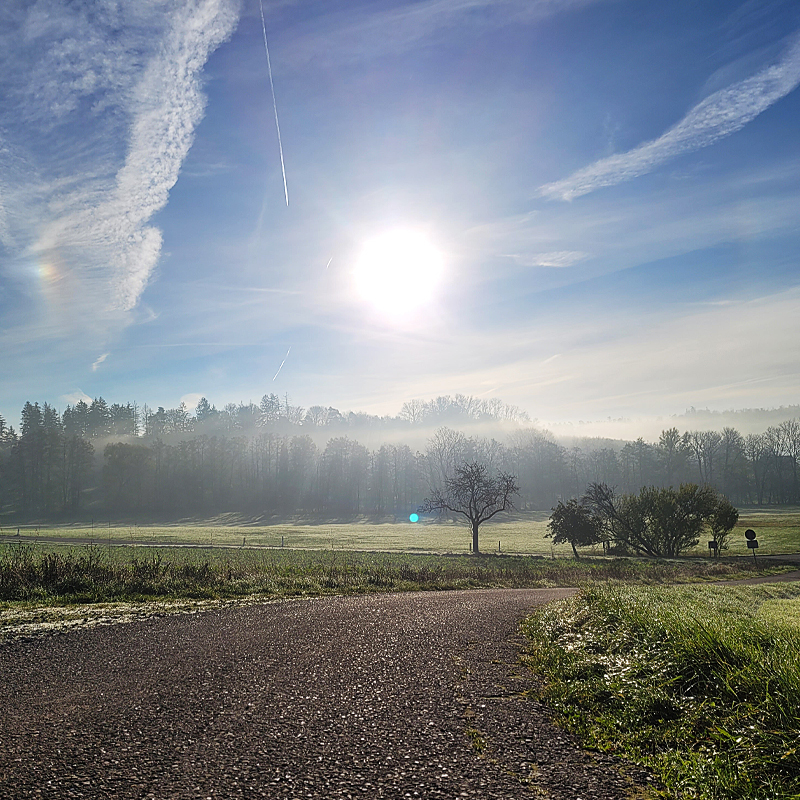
[3,391,800,522]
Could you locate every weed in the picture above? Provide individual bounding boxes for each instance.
[466,727,487,754]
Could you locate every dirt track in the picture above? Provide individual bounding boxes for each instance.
[0,589,654,799]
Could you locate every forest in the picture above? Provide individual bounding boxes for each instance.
[0,393,798,521]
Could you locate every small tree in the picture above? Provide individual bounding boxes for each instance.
[707,494,739,553]
[419,461,518,554]
[546,498,604,558]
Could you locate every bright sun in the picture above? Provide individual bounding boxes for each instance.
[353,228,444,318]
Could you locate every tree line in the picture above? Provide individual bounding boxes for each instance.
[1,394,800,520]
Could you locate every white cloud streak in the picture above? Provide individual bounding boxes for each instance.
[506,250,589,268]
[60,389,92,406]
[0,0,239,320]
[541,32,800,201]
[91,353,110,372]
[91,0,239,310]
[466,157,800,289]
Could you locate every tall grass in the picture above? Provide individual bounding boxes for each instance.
[522,583,800,799]
[0,543,781,606]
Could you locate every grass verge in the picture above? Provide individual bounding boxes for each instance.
[0,543,789,605]
[0,542,793,640]
[521,582,800,799]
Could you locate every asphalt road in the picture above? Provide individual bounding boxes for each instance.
[0,589,653,799]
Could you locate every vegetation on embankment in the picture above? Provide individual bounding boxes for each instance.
[522,583,800,799]
[0,542,789,609]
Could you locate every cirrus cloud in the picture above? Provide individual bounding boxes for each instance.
[541,31,800,201]
[0,0,240,321]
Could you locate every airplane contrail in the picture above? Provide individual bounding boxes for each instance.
[325,257,332,270]
[258,0,289,206]
[272,347,291,381]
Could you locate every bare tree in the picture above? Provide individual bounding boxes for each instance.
[658,427,683,485]
[419,461,518,554]
[744,433,770,505]
[424,426,468,491]
[779,419,800,502]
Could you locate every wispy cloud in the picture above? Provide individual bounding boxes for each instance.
[467,157,800,290]
[281,0,604,67]
[180,392,205,410]
[505,251,589,268]
[60,389,92,406]
[0,0,239,321]
[91,353,109,372]
[541,32,800,201]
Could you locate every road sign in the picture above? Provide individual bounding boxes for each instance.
[745,529,758,563]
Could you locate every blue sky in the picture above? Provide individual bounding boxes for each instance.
[2,0,800,431]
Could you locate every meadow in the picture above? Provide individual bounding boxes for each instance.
[2,506,798,557]
[522,582,800,799]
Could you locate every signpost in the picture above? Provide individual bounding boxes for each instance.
[745,528,758,564]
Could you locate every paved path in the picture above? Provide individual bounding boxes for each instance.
[0,589,651,799]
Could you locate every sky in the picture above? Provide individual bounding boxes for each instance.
[2,0,800,433]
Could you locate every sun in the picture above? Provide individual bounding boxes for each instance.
[353,228,444,318]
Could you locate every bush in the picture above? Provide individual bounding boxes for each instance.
[584,482,739,557]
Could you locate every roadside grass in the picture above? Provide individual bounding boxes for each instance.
[3,507,799,557]
[521,582,800,799]
[757,597,800,630]
[0,542,793,639]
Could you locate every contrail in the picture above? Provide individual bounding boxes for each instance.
[325,257,332,270]
[272,347,291,381]
[258,0,289,206]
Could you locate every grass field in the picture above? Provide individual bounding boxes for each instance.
[2,507,799,557]
[0,513,566,555]
[711,508,800,556]
[522,582,800,799]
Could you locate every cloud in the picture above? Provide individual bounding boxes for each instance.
[540,32,800,200]
[180,393,205,410]
[466,157,800,292]
[374,285,800,423]
[280,0,604,67]
[60,389,92,406]
[0,0,239,321]
[91,353,110,372]
[506,251,589,268]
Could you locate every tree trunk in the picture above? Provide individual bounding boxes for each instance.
[472,521,480,554]
[571,541,579,559]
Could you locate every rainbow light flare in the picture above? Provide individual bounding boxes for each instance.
[33,254,67,312]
